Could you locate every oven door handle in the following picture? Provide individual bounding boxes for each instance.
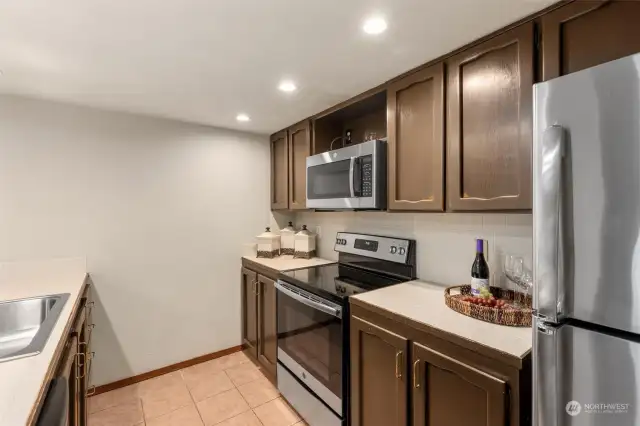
[275,281,342,318]
[348,157,356,198]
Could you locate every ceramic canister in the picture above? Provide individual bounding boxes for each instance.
[256,227,281,258]
[294,225,316,259]
[280,222,296,255]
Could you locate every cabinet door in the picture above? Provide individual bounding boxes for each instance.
[388,63,445,211]
[350,316,408,426]
[542,1,640,81]
[257,274,277,377]
[74,304,88,426]
[59,334,79,426]
[446,22,534,211]
[271,130,289,210]
[288,120,311,210]
[412,342,507,426]
[241,267,258,359]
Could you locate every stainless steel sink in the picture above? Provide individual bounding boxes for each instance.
[0,293,70,363]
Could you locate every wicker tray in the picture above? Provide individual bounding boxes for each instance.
[444,285,532,327]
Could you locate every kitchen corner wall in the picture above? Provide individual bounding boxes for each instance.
[295,211,532,288]
[0,95,271,386]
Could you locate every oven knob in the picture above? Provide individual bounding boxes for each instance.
[342,239,347,245]
[390,246,397,254]
[399,247,406,255]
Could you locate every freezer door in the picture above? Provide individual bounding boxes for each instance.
[533,318,640,426]
[533,52,640,333]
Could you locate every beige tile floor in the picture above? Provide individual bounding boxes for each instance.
[88,351,308,426]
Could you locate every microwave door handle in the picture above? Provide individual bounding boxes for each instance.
[275,281,342,318]
[348,157,356,197]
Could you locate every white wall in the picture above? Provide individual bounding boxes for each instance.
[0,95,271,385]
[296,211,532,288]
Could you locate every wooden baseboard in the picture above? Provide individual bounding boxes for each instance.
[92,345,242,396]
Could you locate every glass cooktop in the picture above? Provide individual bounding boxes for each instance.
[278,263,404,304]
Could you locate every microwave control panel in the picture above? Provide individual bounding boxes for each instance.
[361,155,373,197]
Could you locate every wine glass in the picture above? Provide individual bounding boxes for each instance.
[504,254,523,307]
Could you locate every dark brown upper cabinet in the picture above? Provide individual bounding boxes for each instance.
[541,0,640,81]
[288,120,311,210]
[350,316,408,426]
[412,342,507,426]
[387,63,445,211]
[257,274,277,377]
[241,267,258,359]
[270,130,289,210]
[446,22,534,211]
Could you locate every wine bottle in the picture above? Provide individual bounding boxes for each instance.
[471,238,490,296]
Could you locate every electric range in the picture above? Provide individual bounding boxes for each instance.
[275,232,416,426]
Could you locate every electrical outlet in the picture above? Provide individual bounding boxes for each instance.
[315,226,321,237]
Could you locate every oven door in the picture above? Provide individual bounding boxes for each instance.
[275,280,343,415]
[306,140,383,210]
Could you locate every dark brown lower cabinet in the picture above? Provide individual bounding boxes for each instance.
[412,342,507,426]
[59,333,78,426]
[240,261,279,381]
[257,274,277,377]
[350,316,408,426]
[350,302,530,426]
[43,280,94,426]
[241,267,258,359]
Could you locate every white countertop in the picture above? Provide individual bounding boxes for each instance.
[242,255,336,272]
[0,258,88,426]
[352,280,532,360]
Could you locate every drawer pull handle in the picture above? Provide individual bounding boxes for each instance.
[395,351,402,379]
[413,359,420,388]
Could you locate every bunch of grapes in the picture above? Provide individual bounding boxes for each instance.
[462,287,507,309]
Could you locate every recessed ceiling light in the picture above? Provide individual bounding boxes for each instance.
[363,17,387,35]
[278,81,297,93]
[236,113,250,122]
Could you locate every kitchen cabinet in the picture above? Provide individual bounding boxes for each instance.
[350,301,530,426]
[288,120,311,210]
[271,121,312,211]
[257,274,278,377]
[240,260,280,381]
[39,281,94,426]
[270,130,289,210]
[387,63,445,211]
[446,22,534,211]
[541,0,640,81]
[59,333,79,426]
[241,267,258,359]
[350,316,408,426]
[412,342,507,426]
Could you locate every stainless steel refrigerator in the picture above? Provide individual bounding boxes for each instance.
[533,52,640,425]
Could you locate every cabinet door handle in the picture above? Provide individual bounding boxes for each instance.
[76,353,86,379]
[255,281,261,296]
[395,351,402,379]
[413,359,420,388]
[86,385,96,397]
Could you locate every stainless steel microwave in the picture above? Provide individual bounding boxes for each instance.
[306,139,387,210]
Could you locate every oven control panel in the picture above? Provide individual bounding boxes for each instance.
[334,232,414,264]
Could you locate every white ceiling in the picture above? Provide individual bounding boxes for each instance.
[0,0,555,134]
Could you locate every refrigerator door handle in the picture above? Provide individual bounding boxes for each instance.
[533,319,559,426]
[535,125,565,322]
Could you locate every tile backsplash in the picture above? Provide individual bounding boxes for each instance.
[295,211,532,288]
